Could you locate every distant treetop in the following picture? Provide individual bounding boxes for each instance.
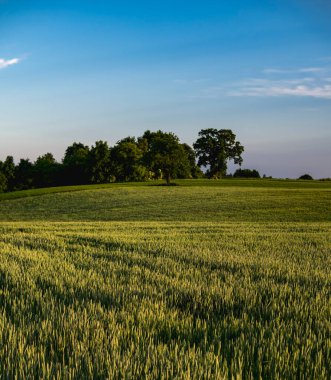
[298,174,313,180]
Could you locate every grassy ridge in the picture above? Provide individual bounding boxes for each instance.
[0,181,330,378]
[0,178,330,202]
[0,183,330,222]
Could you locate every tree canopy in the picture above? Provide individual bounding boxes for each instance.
[233,168,260,178]
[193,129,244,178]
[63,142,90,185]
[0,128,247,192]
[142,130,191,184]
[298,174,313,180]
[88,140,112,184]
[111,137,146,182]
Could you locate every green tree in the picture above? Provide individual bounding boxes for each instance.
[2,156,16,191]
[62,142,90,185]
[142,130,191,185]
[298,174,313,180]
[111,137,147,181]
[33,153,59,188]
[15,159,34,189]
[193,129,244,178]
[88,140,112,183]
[233,168,260,178]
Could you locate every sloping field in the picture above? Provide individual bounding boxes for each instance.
[0,180,330,379]
[0,179,330,222]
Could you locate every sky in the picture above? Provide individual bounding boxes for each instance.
[0,0,330,178]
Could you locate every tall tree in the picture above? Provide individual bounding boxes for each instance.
[88,140,112,183]
[142,130,191,184]
[2,156,16,191]
[193,129,244,178]
[15,159,34,190]
[62,142,90,185]
[111,137,147,181]
[33,153,59,188]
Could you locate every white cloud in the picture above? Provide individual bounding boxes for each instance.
[263,68,289,74]
[229,79,331,99]
[0,58,20,69]
[263,67,326,74]
[228,66,331,100]
[263,85,331,98]
[299,67,324,73]
[182,66,331,101]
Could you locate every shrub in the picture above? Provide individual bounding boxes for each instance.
[233,168,260,178]
[298,174,313,180]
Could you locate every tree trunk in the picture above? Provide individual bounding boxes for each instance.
[165,173,171,185]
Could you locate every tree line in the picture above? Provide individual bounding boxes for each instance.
[0,129,245,192]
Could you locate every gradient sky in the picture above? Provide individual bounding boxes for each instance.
[1,0,330,178]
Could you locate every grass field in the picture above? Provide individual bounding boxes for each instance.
[0,180,330,379]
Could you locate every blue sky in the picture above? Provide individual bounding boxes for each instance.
[0,0,330,178]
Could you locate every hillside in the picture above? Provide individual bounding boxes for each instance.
[0,180,330,379]
[0,179,330,222]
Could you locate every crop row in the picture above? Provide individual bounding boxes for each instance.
[0,222,330,379]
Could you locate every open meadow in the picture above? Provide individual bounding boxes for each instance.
[0,179,330,379]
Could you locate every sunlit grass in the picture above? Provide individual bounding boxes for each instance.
[0,181,330,378]
[0,183,330,222]
[0,178,330,202]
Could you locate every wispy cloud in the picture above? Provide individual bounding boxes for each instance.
[263,68,291,74]
[229,66,331,100]
[176,66,331,101]
[229,81,331,99]
[263,67,325,74]
[0,57,20,69]
[299,67,324,73]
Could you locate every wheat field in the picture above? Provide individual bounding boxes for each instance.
[0,180,330,379]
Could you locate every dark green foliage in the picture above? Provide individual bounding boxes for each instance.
[298,174,313,180]
[15,159,34,190]
[194,129,244,178]
[62,142,90,185]
[33,153,61,188]
[1,130,243,192]
[234,168,260,178]
[1,156,16,191]
[111,137,147,181]
[88,140,112,183]
[142,130,191,184]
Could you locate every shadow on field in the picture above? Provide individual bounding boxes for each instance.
[152,183,179,186]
